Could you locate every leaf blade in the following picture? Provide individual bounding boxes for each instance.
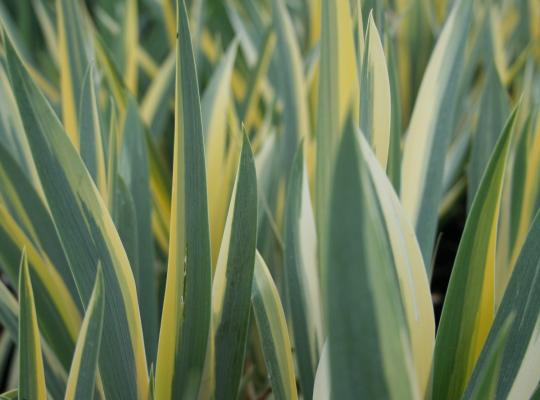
[19,250,47,400]
[154,0,212,397]
[65,267,105,400]
[252,252,298,400]
[400,0,473,268]
[433,109,517,400]
[212,134,258,399]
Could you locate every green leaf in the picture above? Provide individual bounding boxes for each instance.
[79,66,108,199]
[0,143,81,370]
[239,28,276,131]
[463,210,540,399]
[385,36,402,192]
[400,0,473,269]
[357,132,435,396]
[252,251,298,400]
[0,389,18,400]
[272,0,309,171]
[154,0,212,397]
[359,12,391,168]
[121,0,138,93]
[57,0,92,147]
[106,104,119,211]
[316,0,358,281]
[433,109,516,400]
[93,34,127,112]
[468,62,509,207]
[326,119,416,399]
[119,98,159,364]
[0,270,19,337]
[140,51,175,138]
[5,33,149,400]
[112,176,138,282]
[0,63,39,186]
[203,41,238,266]
[284,143,323,400]
[19,250,47,400]
[0,267,67,399]
[464,314,514,400]
[212,134,258,399]
[65,267,105,400]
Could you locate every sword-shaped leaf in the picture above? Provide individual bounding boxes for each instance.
[5,34,148,400]
[154,1,212,397]
[65,267,105,400]
[326,118,417,399]
[463,211,540,400]
[119,98,159,364]
[400,0,473,269]
[212,134,258,399]
[284,143,323,400]
[360,12,391,169]
[57,0,92,147]
[316,0,358,279]
[19,251,47,400]
[433,109,516,400]
[252,251,298,400]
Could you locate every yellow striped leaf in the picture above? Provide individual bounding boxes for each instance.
[433,109,516,400]
[119,98,159,364]
[79,67,108,199]
[140,51,175,137]
[360,12,391,169]
[0,261,68,399]
[357,133,435,397]
[284,143,323,399]
[464,315,514,400]
[400,0,473,269]
[19,250,47,400]
[202,41,238,267]
[316,0,358,284]
[57,0,92,148]
[65,267,105,400]
[326,119,417,399]
[252,251,298,400]
[272,0,310,171]
[212,134,258,399]
[0,143,82,371]
[464,211,540,399]
[154,1,212,397]
[5,35,148,400]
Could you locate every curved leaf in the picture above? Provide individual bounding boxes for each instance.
[357,133,435,396]
[5,34,149,400]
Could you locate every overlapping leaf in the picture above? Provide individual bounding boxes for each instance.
[154,1,212,397]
